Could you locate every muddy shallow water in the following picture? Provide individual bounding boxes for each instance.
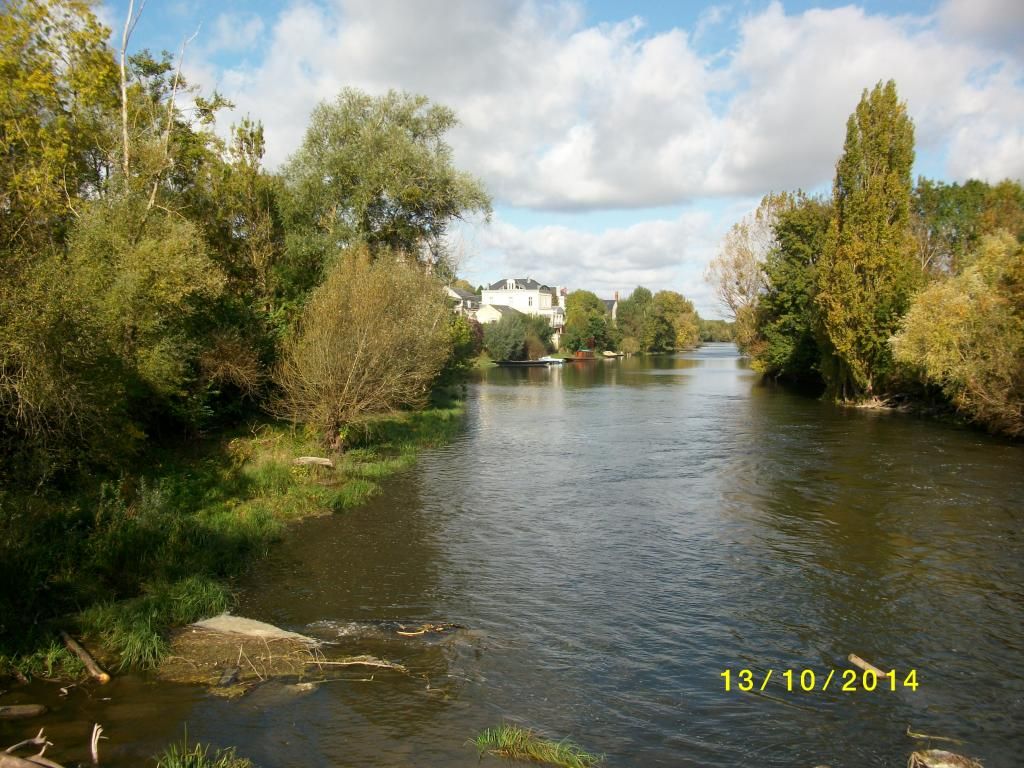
[7,344,1023,767]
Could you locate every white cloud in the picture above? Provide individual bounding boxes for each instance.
[208,13,265,53]
[179,0,1024,303]
[190,0,1024,211]
[939,0,1024,60]
[456,208,734,317]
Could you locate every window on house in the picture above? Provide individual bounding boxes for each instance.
[528,297,533,307]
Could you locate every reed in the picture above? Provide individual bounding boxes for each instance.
[473,725,602,768]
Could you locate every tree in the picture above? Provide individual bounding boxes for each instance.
[816,80,920,399]
[652,291,700,350]
[283,89,492,270]
[705,192,790,352]
[562,290,613,351]
[891,231,1024,436]
[754,194,832,385]
[273,246,452,447]
[617,287,653,346]
[0,0,118,253]
[484,314,528,361]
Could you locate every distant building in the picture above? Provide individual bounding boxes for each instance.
[601,291,619,322]
[446,286,480,317]
[479,277,566,333]
[475,303,524,324]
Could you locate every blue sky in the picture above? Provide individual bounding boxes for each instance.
[103,0,1024,316]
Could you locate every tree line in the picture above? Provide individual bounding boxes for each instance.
[0,0,492,487]
[479,286,711,361]
[706,80,1023,437]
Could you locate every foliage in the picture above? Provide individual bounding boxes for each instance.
[484,314,528,361]
[698,318,734,343]
[79,577,230,669]
[438,314,484,384]
[911,178,1024,276]
[0,0,118,253]
[652,290,700,350]
[892,232,1024,436]
[562,290,615,351]
[753,194,832,386]
[274,246,451,447]
[472,725,602,768]
[283,88,492,268]
[616,287,653,346]
[705,193,790,351]
[816,80,921,399]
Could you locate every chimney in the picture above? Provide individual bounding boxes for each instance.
[614,290,619,301]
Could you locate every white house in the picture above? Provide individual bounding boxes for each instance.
[480,278,565,332]
[475,303,524,324]
[446,286,480,317]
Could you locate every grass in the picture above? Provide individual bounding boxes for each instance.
[155,738,253,768]
[0,401,465,677]
[473,725,602,768]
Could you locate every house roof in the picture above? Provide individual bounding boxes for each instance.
[486,277,553,291]
[448,286,477,300]
[482,304,523,317]
[602,299,617,313]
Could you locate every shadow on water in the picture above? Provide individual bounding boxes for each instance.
[15,344,1022,767]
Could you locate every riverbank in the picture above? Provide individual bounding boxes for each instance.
[0,398,465,680]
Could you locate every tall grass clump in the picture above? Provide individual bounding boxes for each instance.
[78,577,230,670]
[473,725,602,768]
[156,739,252,768]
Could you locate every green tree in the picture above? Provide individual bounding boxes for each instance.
[283,89,492,272]
[891,231,1024,436]
[484,314,528,361]
[754,194,832,385]
[617,287,653,346]
[0,0,118,253]
[652,290,700,350]
[816,80,920,399]
[562,290,613,351]
[698,318,734,342]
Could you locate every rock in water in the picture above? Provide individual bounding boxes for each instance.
[908,750,983,768]
[191,614,318,644]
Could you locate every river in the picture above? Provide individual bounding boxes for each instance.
[14,344,1024,767]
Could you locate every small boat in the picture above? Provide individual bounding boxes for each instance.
[537,356,565,364]
[495,359,552,367]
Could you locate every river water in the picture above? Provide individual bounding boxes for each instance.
[10,345,1024,766]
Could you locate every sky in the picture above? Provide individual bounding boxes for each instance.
[101,0,1024,317]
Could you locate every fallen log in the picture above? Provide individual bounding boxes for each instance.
[293,456,333,468]
[847,653,890,679]
[0,705,47,721]
[59,632,109,684]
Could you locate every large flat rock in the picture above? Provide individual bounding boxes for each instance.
[190,614,318,644]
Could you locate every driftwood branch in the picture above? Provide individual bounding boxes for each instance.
[294,456,334,467]
[847,653,890,679]
[60,632,110,684]
[0,729,66,768]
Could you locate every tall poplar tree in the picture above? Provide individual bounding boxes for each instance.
[816,80,920,399]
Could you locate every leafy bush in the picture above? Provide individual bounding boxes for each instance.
[274,246,452,447]
[484,314,528,360]
[892,231,1024,436]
